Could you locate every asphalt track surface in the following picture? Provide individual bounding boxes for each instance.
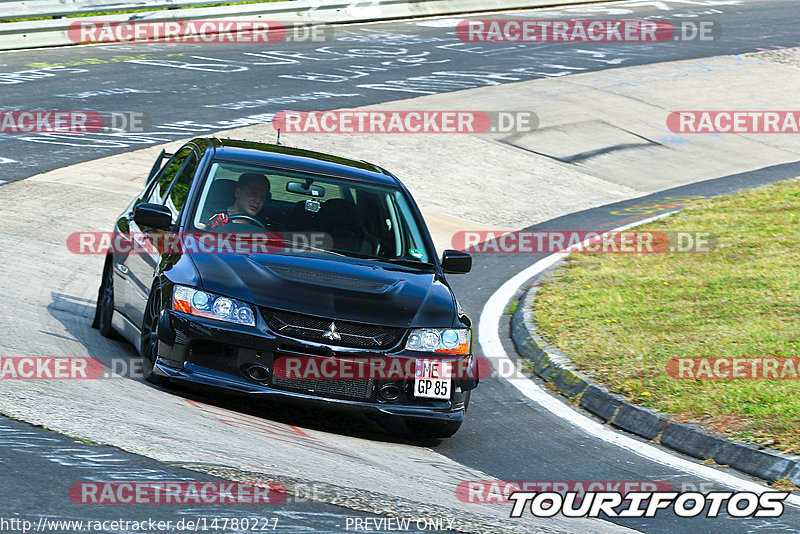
[1,416,417,533]
[1,0,800,180]
[2,1,800,533]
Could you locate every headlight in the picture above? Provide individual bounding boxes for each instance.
[172,285,255,327]
[405,328,471,354]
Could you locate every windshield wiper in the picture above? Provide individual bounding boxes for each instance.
[276,243,432,266]
[282,240,350,258]
[364,257,433,267]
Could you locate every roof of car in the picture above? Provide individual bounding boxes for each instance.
[198,138,400,187]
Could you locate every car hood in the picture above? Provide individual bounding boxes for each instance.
[189,253,457,328]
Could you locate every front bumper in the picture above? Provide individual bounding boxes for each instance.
[154,310,475,422]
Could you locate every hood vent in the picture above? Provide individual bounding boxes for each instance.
[267,264,391,292]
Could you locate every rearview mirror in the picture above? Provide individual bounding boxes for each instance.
[133,203,173,230]
[287,181,325,197]
[441,250,472,274]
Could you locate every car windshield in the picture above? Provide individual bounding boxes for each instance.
[189,160,433,264]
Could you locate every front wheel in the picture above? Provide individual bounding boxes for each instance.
[406,419,462,439]
[141,288,170,387]
[92,260,121,339]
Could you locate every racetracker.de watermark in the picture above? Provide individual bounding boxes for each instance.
[0,111,149,134]
[668,111,800,133]
[0,356,161,380]
[69,482,286,505]
[272,110,538,134]
[272,355,491,381]
[666,357,800,380]
[452,230,717,254]
[68,21,333,44]
[67,232,333,255]
[456,19,720,43]
[0,355,543,382]
[0,356,104,380]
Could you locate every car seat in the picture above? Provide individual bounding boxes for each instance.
[320,199,376,255]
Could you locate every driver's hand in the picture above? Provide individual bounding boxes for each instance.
[207,212,229,229]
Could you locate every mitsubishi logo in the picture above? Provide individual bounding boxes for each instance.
[322,322,341,342]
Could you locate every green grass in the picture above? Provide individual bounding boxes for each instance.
[505,300,519,315]
[534,179,800,452]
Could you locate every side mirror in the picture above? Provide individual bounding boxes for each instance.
[441,249,472,274]
[133,203,173,230]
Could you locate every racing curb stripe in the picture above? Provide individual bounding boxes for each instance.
[508,230,800,487]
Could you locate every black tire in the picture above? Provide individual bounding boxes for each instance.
[407,419,462,439]
[92,259,122,340]
[141,288,170,387]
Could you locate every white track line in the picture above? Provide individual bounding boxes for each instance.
[478,212,800,508]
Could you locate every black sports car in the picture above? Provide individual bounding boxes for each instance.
[93,138,477,437]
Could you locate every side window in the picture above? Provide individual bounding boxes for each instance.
[148,147,193,204]
[165,153,199,220]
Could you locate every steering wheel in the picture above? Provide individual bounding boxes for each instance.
[228,214,266,229]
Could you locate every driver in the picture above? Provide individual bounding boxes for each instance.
[206,173,271,229]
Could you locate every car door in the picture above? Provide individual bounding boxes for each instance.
[117,145,199,330]
[112,152,170,325]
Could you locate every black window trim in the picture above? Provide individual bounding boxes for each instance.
[163,151,199,206]
[144,145,196,204]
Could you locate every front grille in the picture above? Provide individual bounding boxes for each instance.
[188,342,238,372]
[261,308,404,349]
[270,357,373,400]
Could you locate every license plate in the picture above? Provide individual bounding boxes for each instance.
[414,359,452,399]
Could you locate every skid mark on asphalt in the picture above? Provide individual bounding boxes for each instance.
[407,456,488,485]
[183,399,365,460]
